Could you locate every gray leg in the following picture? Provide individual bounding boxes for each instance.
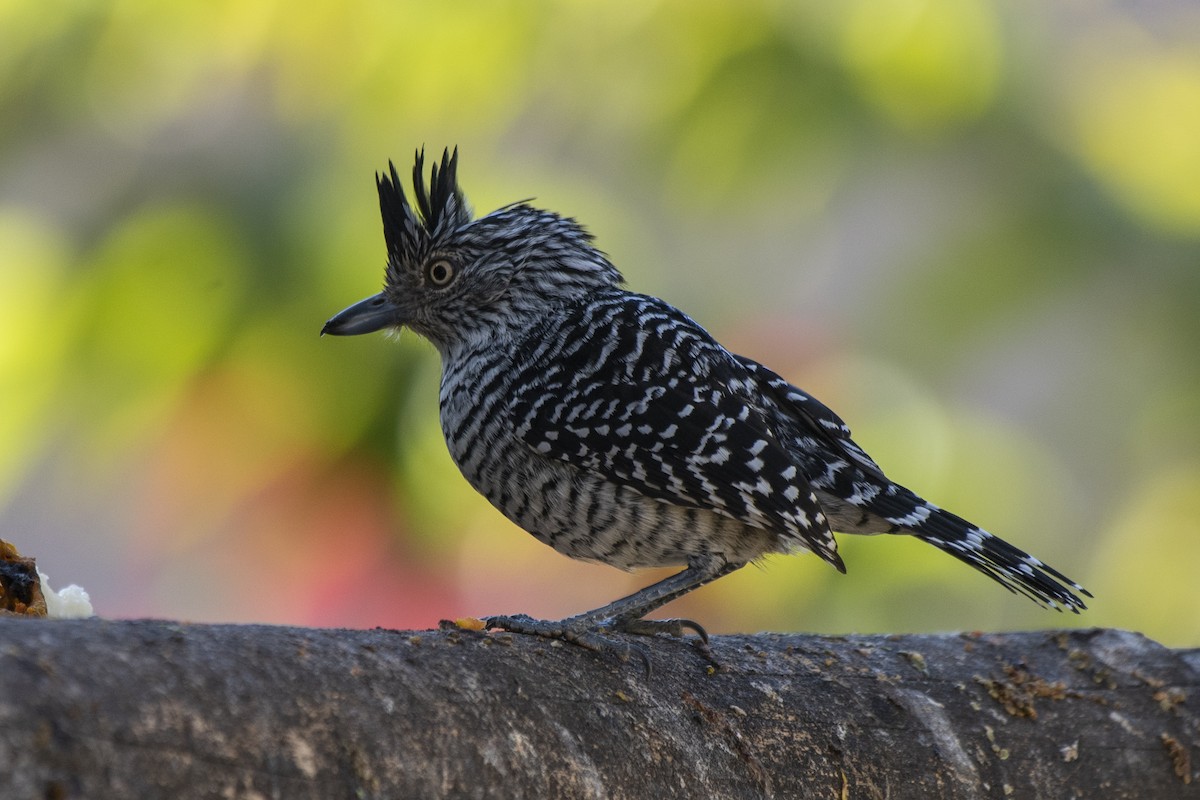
[484,556,743,651]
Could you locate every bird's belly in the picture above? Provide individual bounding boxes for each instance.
[448,423,779,569]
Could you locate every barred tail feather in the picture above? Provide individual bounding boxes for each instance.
[873,490,1090,612]
[919,525,1090,612]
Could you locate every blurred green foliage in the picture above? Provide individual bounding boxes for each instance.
[2,0,1198,643]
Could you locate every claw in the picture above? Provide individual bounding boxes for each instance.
[610,616,708,642]
[610,616,720,670]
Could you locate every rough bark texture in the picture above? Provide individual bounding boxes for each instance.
[0,619,1196,799]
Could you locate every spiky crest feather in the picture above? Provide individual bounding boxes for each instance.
[377,147,471,263]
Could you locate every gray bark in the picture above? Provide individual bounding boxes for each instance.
[0,619,1196,799]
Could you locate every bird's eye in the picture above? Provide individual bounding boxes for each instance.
[426,259,456,287]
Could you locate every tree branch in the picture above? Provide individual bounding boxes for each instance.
[1,620,1196,798]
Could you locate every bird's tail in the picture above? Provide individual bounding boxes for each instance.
[874,488,1091,612]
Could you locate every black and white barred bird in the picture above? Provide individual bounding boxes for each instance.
[324,148,1089,647]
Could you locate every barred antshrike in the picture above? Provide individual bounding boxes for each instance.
[324,148,1088,650]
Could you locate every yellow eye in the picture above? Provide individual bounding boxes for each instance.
[426,259,455,287]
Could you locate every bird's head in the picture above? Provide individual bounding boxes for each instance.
[322,148,623,354]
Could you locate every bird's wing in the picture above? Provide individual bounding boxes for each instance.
[506,294,841,569]
[732,356,887,480]
[731,358,1088,610]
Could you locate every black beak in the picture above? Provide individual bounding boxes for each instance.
[321,292,400,336]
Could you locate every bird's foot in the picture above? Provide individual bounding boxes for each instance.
[484,613,651,671]
[482,613,615,650]
[483,613,716,672]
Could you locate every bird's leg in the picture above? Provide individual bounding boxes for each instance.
[484,556,743,650]
[591,557,743,640]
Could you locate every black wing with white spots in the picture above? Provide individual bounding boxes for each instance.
[506,291,843,570]
[734,356,886,480]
